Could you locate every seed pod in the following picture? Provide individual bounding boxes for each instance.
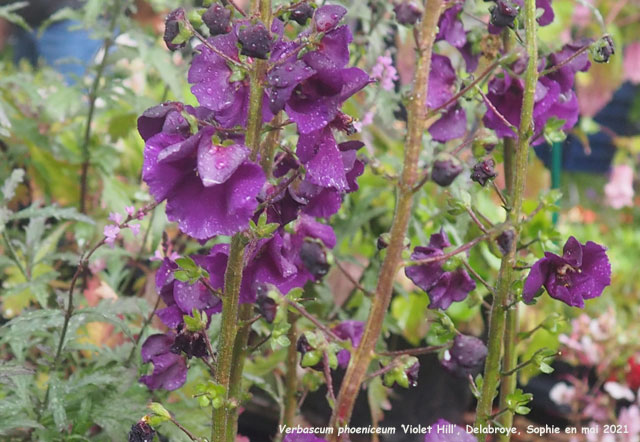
[470,159,497,186]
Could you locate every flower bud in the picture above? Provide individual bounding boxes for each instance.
[290,2,315,25]
[202,3,231,36]
[128,420,155,442]
[591,35,615,63]
[431,154,463,187]
[164,8,189,51]
[296,334,323,371]
[470,159,497,186]
[497,229,515,256]
[393,2,423,26]
[440,334,488,378]
[237,22,273,59]
[489,0,519,28]
[256,284,277,323]
[314,4,347,32]
[406,361,420,387]
[170,328,208,359]
[300,241,330,280]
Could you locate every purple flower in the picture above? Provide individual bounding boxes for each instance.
[202,3,231,36]
[155,258,222,328]
[164,8,188,51]
[405,229,476,310]
[484,42,590,143]
[284,26,371,134]
[440,334,488,378]
[394,2,422,26]
[128,420,155,442]
[237,21,273,59]
[332,320,364,368]
[436,4,466,49]
[139,333,188,391]
[313,4,346,32]
[188,31,274,128]
[289,2,315,25]
[427,55,466,142]
[523,237,611,308]
[142,128,265,240]
[424,419,475,442]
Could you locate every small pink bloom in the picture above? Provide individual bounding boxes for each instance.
[371,51,398,92]
[130,223,141,236]
[604,164,634,209]
[125,206,136,216]
[104,224,120,247]
[618,405,640,442]
[150,250,164,261]
[624,42,640,85]
[108,212,124,225]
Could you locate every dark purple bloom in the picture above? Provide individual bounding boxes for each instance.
[299,241,329,279]
[202,3,231,36]
[256,284,278,323]
[406,361,420,387]
[164,8,188,51]
[431,154,463,187]
[424,419,475,442]
[289,2,315,25]
[284,26,371,134]
[155,258,222,328]
[511,0,554,26]
[140,333,188,391]
[128,420,155,442]
[137,102,189,142]
[436,4,466,49]
[141,128,266,240]
[470,159,497,186]
[171,328,209,359]
[394,1,422,26]
[237,21,273,59]
[296,334,323,371]
[188,31,274,128]
[440,334,488,378]
[497,229,515,255]
[427,54,466,142]
[523,237,611,308]
[313,4,347,32]
[405,230,476,310]
[490,0,519,28]
[332,320,364,368]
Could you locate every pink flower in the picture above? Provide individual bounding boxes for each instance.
[108,212,124,225]
[624,42,640,85]
[604,164,634,209]
[125,206,136,216]
[104,225,120,247]
[618,405,640,442]
[130,223,141,236]
[371,51,398,92]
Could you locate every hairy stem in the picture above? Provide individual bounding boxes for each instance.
[328,0,444,435]
[282,312,299,430]
[213,234,246,442]
[474,1,538,439]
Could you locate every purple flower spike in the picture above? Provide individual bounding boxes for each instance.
[332,320,364,368]
[523,237,611,308]
[425,419,475,442]
[405,230,476,310]
[427,54,467,142]
[440,334,488,378]
[314,4,347,32]
[140,333,188,391]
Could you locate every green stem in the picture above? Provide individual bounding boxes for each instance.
[474,1,538,439]
[328,0,445,435]
[281,312,299,430]
[214,3,271,440]
[213,234,246,442]
[225,303,253,442]
[79,0,121,213]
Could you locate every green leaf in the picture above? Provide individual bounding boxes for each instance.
[47,375,68,432]
[1,168,25,202]
[148,402,171,420]
[9,204,94,224]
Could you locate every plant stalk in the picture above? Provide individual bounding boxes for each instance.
[474,0,538,439]
[328,0,444,435]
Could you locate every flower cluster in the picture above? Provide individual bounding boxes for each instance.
[405,229,476,310]
[137,3,370,390]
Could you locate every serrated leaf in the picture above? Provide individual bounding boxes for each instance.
[47,376,68,432]
[1,168,25,202]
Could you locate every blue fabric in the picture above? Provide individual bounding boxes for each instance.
[12,20,102,83]
[534,82,640,174]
